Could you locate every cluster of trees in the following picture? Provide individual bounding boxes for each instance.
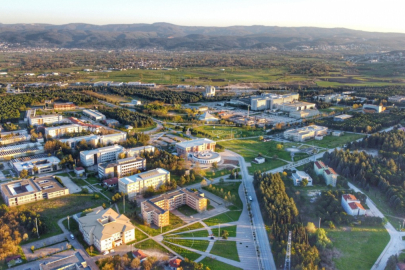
[205,184,238,205]
[253,172,322,269]
[323,149,405,211]
[229,169,241,179]
[96,253,166,270]
[315,109,405,133]
[100,108,154,129]
[289,62,332,76]
[314,190,382,226]
[120,133,150,148]
[0,205,47,260]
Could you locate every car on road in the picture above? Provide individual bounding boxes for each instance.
[248,196,253,201]
[103,250,109,255]
[110,249,115,253]
[70,234,75,240]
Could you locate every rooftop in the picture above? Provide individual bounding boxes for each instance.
[176,138,215,149]
[103,178,118,186]
[39,252,86,270]
[12,156,61,171]
[119,168,169,185]
[343,194,358,202]
[80,145,124,156]
[314,161,326,169]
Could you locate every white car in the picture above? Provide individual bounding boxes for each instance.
[103,250,109,255]
[248,196,253,201]
[70,234,75,240]
[110,249,115,253]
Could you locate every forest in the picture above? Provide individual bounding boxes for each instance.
[99,108,154,129]
[322,149,405,211]
[253,172,322,270]
[0,205,47,261]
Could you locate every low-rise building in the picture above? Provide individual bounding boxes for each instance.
[27,109,63,126]
[199,112,218,122]
[1,176,69,207]
[12,156,61,175]
[103,177,118,188]
[314,161,338,187]
[291,171,313,186]
[0,142,44,160]
[332,130,344,137]
[74,167,85,177]
[341,194,366,216]
[204,85,216,97]
[54,102,76,111]
[254,157,265,164]
[363,104,384,113]
[131,99,142,105]
[169,258,182,270]
[333,114,353,121]
[0,130,30,145]
[77,208,135,252]
[123,145,155,157]
[39,252,88,270]
[98,156,146,179]
[388,95,405,103]
[44,124,83,138]
[83,109,106,121]
[175,138,216,156]
[141,188,207,227]
[80,145,124,167]
[284,125,328,142]
[118,168,170,199]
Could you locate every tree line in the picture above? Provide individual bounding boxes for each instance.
[100,107,154,129]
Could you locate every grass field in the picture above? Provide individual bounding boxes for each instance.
[176,205,199,216]
[304,133,365,149]
[170,222,205,234]
[210,240,240,262]
[176,229,209,238]
[134,239,172,255]
[203,182,242,209]
[125,228,149,244]
[205,168,234,179]
[200,257,243,270]
[203,211,242,227]
[194,125,266,140]
[134,212,185,236]
[163,241,201,261]
[327,226,389,270]
[164,238,209,252]
[211,225,237,238]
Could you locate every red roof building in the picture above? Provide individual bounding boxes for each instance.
[103,177,118,187]
[341,194,366,216]
[133,250,147,260]
[169,258,182,270]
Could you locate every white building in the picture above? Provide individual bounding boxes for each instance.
[254,157,265,164]
[123,145,155,157]
[204,86,216,97]
[118,168,170,199]
[44,124,83,138]
[12,156,61,175]
[110,82,124,87]
[291,171,313,186]
[83,109,106,121]
[27,109,63,126]
[131,99,142,105]
[341,194,366,216]
[78,208,135,252]
[363,104,384,113]
[250,93,299,111]
[98,156,146,179]
[284,125,328,142]
[199,112,218,122]
[93,81,113,87]
[80,145,124,167]
[388,95,405,103]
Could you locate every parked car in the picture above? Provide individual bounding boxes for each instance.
[110,249,115,253]
[70,234,75,240]
[103,250,109,255]
[248,196,253,201]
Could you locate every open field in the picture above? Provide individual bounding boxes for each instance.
[163,241,201,261]
[164,238,209,252]
[304,133,365,149]
[203,211,242,227]
[176,229,209,238]
[83,90,131,103]
[203,182,242,209]
[210,240,240,261]
[176,205,199,216]
[211,225,237,238]
[200,257,243,270]
[170,222,205,234]
[194,126,266,140]
[327,226,389,270]
[134,239,172,255]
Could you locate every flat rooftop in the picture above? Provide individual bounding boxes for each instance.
[80,145,123,156]
[119,168,169,185]
[176,138,215,149]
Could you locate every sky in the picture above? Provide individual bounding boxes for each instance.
[1,0,405,33]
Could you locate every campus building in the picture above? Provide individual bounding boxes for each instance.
[53,102,76,111]
[0,142,44,160]
[0,176,69,207]
[118,168,170,199]
[341,194,366,216]
[250,93,299,111]
[363,104,385,113]
[333,114,353,121]
[77,208,135,252]
[204,86,216,97]
[83,109,106,121]
[12,156,61,175]
[80,145,124,167]
[314,161,338,187]
[0,130,30,146]
[123,145,155,157]
[141,188,207,227]
[291,171,313,186]
[44,124,83,138]
[388,95,405,103]
[283,125,328,142]
[175,138,216,156]
[98,156,146,179]
[26,109,63,126]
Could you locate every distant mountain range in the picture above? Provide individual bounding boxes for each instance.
[0,22,404,50]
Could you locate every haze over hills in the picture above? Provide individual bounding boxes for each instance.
[1,22,405,50]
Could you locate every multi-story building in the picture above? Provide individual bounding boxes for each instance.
[314,161,338,187]
[27,109,63,126]
[54,102,76,111]
[291,171,313,186]
[341,194,366,216]
[363,104,385,113]
[80,145,124,167]
[284,125,328,142]
[12,156,61,175]
[98,156,146,179]
[67,117,102,132]
[59,132,127,148]
[83,109,106,121]
[0,142,44,160]
[250,93,299,111]
[77,208,135,252]
[388,95,405,103]
[123,145,155,157]
[175,138,216,156]
[203,86,216,97]
[44,124,83,138]
[0,176,69,207]
[118,168,170,199]
[0,130,30,146]
[59,134,100,148]
[141,188,207,227]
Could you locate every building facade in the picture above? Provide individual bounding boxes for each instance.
[284,125,328,142]
[54,102,76,111]
[204,86,216,97]
[83,109,106,121]
[118,168,170,199]
[175,138,216,156]
[314,161,338,187]
[291,171,313,186]
[80,145,124,167]
[141,188,207,227]
[98,156,146,179]
[27,109,63,126]
[12,156,61,175]
[341,194,366,216]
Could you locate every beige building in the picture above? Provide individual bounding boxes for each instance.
[26,109,64,126]
[118,168,170,199]
[175,138,216,156]
[77,208,135,252]
[284,125,328,142]
[1,176,69,207]
[141,188,207,227]
[314,161,338,187]
[98,156,146,179]
[44,124,83,138]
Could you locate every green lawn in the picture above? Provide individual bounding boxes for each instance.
[306,133,365,149]
[194,126,266,140]
[169,222,205,235]
[164,238,209,252]
[26,194,106,238]
[176,205,199,216]
[134,239,172,255]
[125,229,149,244]
[210,240,240,262]
[85,176,99,184]
[134,212,185,236]
[200,257,243,270]
[203,211,242,227]
[327,226,389,270]
[248,158,288,174]
[177,229,209,238]
[205,168,233,179]
[163,241,202,261]
[211,225,237,238]
[203,182,242,209]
